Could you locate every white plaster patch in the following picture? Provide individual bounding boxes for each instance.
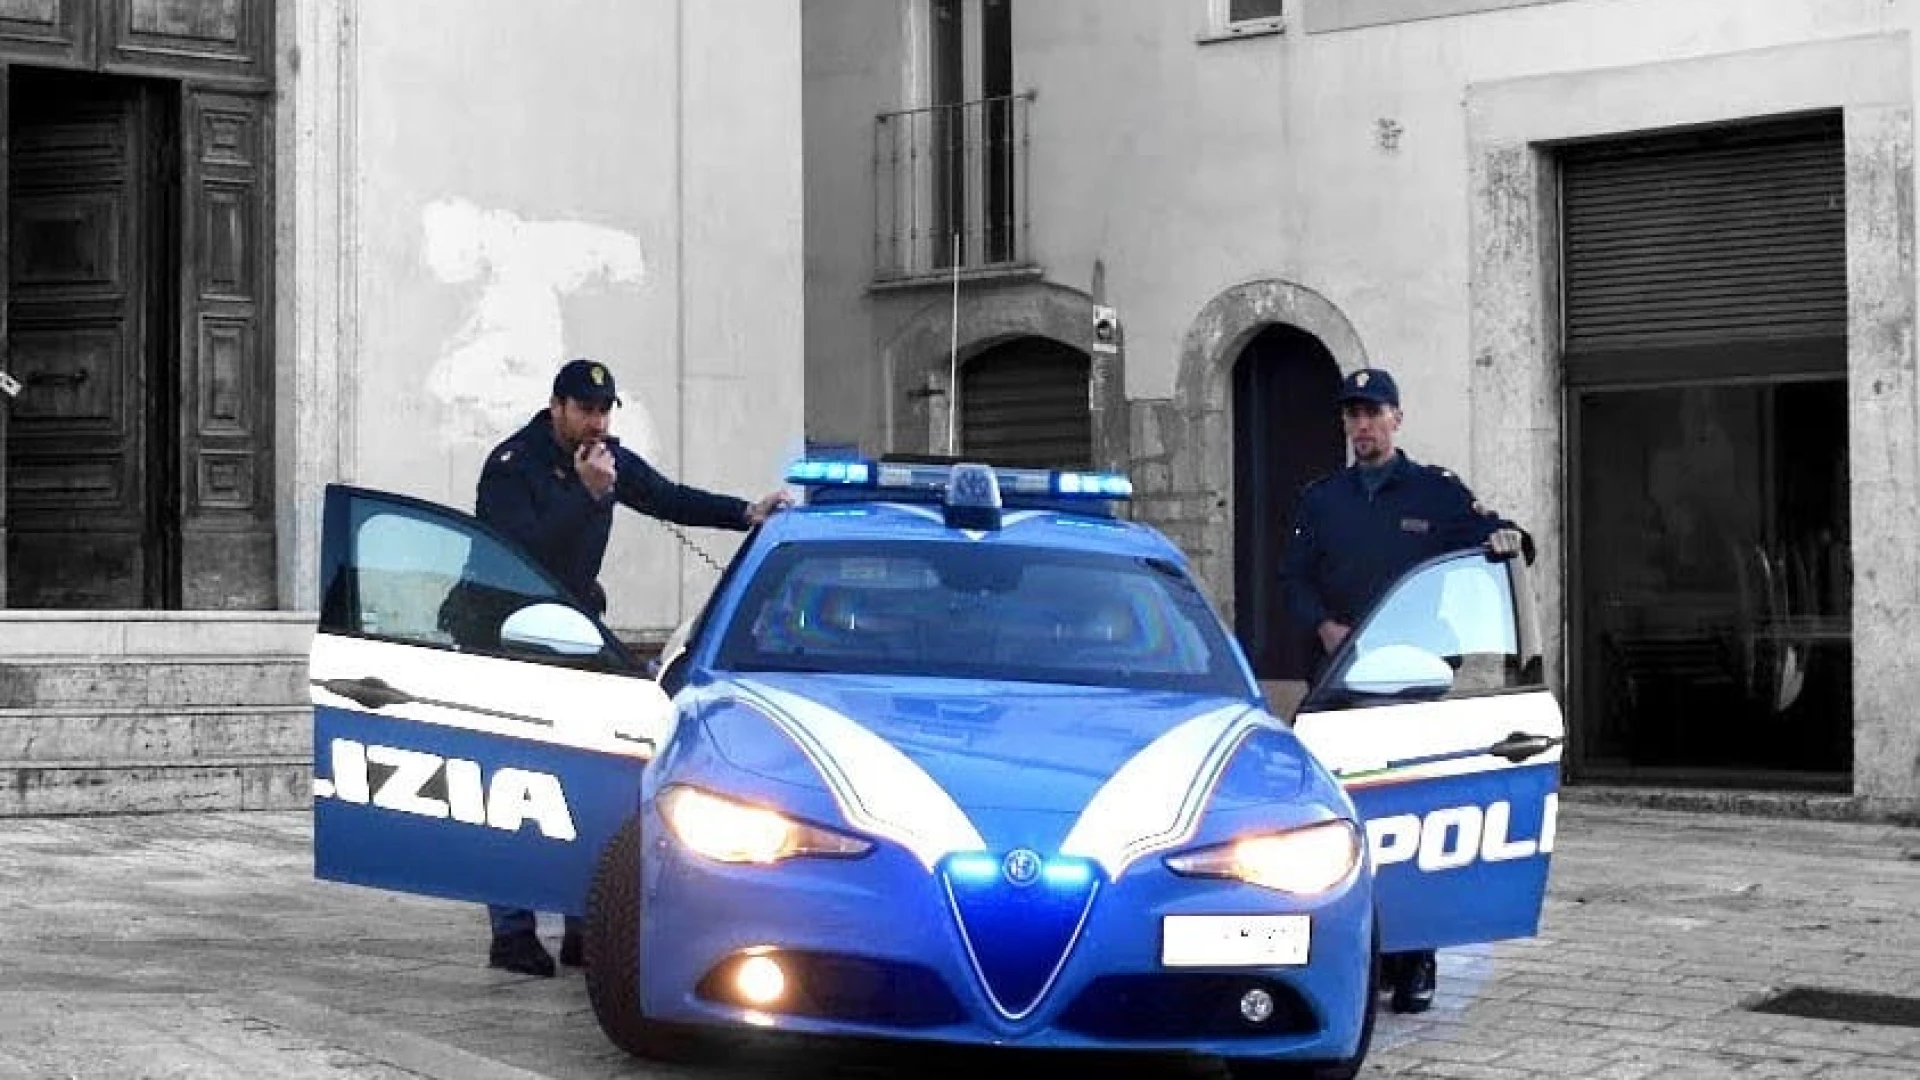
[421,197,656,451]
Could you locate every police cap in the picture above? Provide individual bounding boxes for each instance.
[1337,367,1399,409]
[551,358,622,407]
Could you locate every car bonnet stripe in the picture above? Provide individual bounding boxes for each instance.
[1058,702,1271,880]
[730,679,987,870]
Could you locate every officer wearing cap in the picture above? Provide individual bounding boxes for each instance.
[470,357,791,978]
[1279,364,1529,1013]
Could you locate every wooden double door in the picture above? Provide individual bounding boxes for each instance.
[3,67,175,607]
[0,64,272,609]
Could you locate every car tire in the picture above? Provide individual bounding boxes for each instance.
[584,815,706,1063]
[1224,919,1378,1080]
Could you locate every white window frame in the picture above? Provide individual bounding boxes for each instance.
[899,0,1000,272]
[1204,0,1286,40]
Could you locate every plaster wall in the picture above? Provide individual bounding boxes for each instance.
[287,0,804,633]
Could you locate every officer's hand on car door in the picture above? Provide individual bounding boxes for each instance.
[1486,528,1525,559]
[575,441,617,501]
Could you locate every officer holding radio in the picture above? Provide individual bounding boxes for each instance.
[471,357,790,977]
[1279,365,1530,1013]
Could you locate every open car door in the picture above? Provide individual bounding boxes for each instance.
[310,484,674,916]
[1292,550,1563,954]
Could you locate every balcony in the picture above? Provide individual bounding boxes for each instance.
[873,92,1035,284]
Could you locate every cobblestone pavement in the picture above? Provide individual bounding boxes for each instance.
[1,800,1916,1079]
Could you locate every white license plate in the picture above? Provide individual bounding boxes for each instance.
[1161,914,1311,967]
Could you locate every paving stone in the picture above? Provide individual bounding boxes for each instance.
[0,800,1915,1078]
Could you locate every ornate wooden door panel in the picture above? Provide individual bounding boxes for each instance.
[179,87,270,608]
[4,69,156,607]
[104,0,270,87]
[0,1,267,84]
[0,0,90,68]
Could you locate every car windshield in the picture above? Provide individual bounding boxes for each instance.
[715,539,1252,695]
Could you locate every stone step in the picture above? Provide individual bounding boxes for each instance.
[0,706,311,762]
[0,759,311,817]
[0,657,311,708]
[0,611,314,655]
[0,614,316,815]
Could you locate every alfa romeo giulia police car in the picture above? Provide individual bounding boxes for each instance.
[308,458,1563,1079]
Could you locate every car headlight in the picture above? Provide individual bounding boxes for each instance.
[1164,820,1361,896]
[659,785,873,864]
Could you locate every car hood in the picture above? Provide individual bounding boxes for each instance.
[696,672,1311,824]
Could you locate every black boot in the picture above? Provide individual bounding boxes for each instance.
[1389,950,1436,1014]
[489,932,556,978]
[559,926,585,968]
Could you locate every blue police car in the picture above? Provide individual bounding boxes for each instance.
[308,458,1564,1078]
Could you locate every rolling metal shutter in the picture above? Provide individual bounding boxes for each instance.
[959,340,1092,469]
[1562,113,1846,361]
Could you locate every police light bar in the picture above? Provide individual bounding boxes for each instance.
[786,459,872,486]
[782,457,1133,502]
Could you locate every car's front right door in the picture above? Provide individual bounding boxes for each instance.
[1292,551,1564,955]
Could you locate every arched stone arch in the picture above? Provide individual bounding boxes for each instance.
[881,280,1125,469]
[1155,278,1369,619]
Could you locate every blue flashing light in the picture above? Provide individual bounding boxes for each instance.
[1041,858,1095,888]
[947,852,999,885]
[786,458,873,486]
[945,852,1098,890]
[1054,471,1134,499]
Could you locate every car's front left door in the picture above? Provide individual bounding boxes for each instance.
[1292,551,1563,955]
[310,484,674,916]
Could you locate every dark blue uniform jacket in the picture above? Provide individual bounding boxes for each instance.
[475,410,749,614]
[1281,450,1526,635]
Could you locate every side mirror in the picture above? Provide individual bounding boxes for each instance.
[500,602,605,658]
[1339,643,1454,697]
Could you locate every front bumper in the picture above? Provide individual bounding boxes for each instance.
[637,806,1373,1064]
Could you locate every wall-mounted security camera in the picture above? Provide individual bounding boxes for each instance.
[1092,305,1119,355]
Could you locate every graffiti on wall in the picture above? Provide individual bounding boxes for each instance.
[422,197,656,453]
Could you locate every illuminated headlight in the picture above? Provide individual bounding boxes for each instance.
[1164,820,1361,896]
[659,785,873,864]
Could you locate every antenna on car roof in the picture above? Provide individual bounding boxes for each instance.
[947,231,961,455]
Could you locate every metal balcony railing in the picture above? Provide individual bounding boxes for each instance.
[873,92,1034,282]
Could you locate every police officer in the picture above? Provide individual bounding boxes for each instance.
[1279,365,1529,1014]
[474,357,791,978]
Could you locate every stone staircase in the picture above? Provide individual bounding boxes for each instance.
[0,612,315,816]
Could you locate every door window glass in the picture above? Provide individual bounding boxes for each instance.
[339,496,615,664]
[1335,553,1533,701]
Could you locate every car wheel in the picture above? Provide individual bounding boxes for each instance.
[1224,920,1378,1080]
[584,815,705,1062]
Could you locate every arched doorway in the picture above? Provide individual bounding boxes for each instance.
[960,337,1092,468]
[1231,324,1343,682]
